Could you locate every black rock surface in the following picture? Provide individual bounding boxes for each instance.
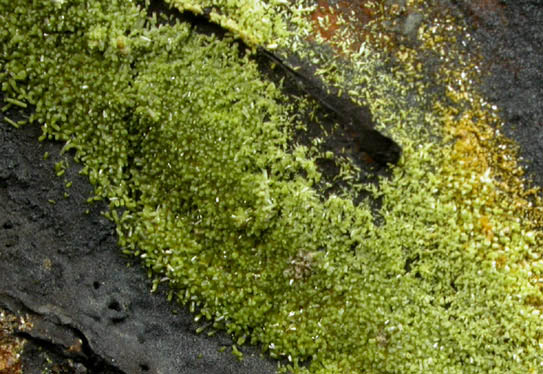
[456,0,543,185]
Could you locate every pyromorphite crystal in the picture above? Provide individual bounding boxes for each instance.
[1,1,543,373]
[164,0,308,48]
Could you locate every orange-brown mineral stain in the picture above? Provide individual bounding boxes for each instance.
[0,313,25,374]
[0,349,22,374]
[311,0,340,41]
[310,0,377,49]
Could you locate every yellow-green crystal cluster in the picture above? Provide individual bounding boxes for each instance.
[2,1,543,373]
[165,0,312,48]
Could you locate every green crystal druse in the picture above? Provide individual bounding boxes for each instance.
[1,1,543,373]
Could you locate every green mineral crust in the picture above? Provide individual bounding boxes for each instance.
[1,0,542,373]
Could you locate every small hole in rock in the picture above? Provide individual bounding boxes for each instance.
[93,281,101,289]
[108,300,121,312]
[140,363,150,372]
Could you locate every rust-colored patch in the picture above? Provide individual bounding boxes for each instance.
[310,0,377,50]
[311,0,340,41]
[0,311,26,374]
[335,0,375,31]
